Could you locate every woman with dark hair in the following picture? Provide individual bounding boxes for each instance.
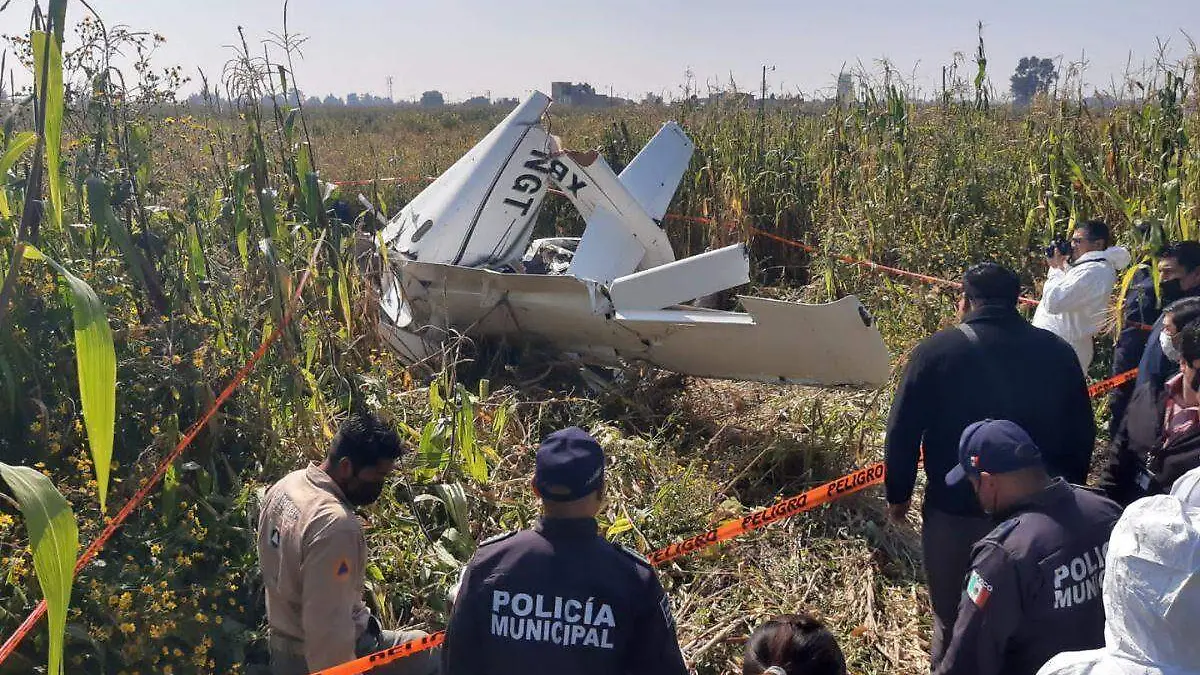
[742,613,847,675]
[1099,296,1200,505]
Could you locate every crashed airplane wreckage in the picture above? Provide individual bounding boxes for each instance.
[375,91,890,388]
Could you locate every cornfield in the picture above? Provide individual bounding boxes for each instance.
[0,3,1197,674]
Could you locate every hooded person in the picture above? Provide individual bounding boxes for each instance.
[1033,219,1132,372]
[1036,494,1200,675]
[1172,466,1200,506]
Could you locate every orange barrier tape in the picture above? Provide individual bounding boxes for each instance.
[307,461,888,673]
[0,234,327,667]
[1089,368,1139,398]
[307,631,446,675]
[648,461,886,565]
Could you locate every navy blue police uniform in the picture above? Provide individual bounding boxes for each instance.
[441,426,688,675]
[937,421,1122,675]
[1108,264,1160,436]
[443,519,687,675]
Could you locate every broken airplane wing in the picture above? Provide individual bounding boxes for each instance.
[375,91,891,388]
[389,259,889,387]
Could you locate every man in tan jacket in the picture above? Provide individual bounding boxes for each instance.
[257,413,438,675]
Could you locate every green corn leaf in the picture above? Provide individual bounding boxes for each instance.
[455,390,485,483]
[0,131,38,218]
[128,122,152,191]
[47,0,68,43]
[84,176,163,312]
[32,31,64,231]
[429,380,444,416]
[231,166,251,267]
[0,462,79,675]
[23,246,116,513]
[184,220,206,301]
[162,461,179,526]
[432,483,470,535]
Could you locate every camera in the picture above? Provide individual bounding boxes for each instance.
[1044,238,1071,258]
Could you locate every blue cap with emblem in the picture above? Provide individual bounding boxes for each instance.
[534,426,605,502]
[946,419,1044,485]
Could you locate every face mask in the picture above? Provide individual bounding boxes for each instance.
[1162,278,1184,305]
[1161,329,1181,363]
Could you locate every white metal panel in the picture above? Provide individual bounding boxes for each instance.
[565,207,647,286]
[618,122,695,222]
[556,149,675,279]
[392,260,890,388]
[382,91,554,268]
[608,244,749,311]
[615,296,890,387]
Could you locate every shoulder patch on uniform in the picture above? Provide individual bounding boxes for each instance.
[984,518,1020,544]
[614,543,652,568]
[966,569,992,608]
[477,530,519,548]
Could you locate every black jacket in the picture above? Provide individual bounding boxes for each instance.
[442,517,687,675]
[935,480,1122,675]
[1118,264,1160,333]
[1099,378,1200,505]
[885,305,1096,516]
[1135,285,1200,390]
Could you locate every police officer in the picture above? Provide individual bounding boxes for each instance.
[257,413,439,675]
[442,426,688,675]
[936,419,1122,675]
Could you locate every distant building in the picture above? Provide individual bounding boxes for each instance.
[550,81,630,107]
[463,95,490,107]
[420,90,445,107]
[706,91,754,107]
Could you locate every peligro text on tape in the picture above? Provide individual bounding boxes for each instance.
[1088,368,1138,398]
[649,462,886,566]
[306,461,888,674]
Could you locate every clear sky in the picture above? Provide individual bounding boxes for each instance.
[1,0,1197,102]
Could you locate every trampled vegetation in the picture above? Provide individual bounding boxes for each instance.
[0,3,1198,674]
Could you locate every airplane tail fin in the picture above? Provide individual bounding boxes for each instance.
[618,122,694,223]
[381,92,555,270]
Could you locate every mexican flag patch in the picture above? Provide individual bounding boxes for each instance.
[966,570,992,608]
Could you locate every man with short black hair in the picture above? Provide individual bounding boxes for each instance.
[1136,240,1200,391]
[442,426,687,675]
[258,413,438,675]
[936,420,1121,675]
[1032,219,1130,371]
[885,262,1095,670]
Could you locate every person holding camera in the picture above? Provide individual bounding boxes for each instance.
[1032,220,1130,372]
